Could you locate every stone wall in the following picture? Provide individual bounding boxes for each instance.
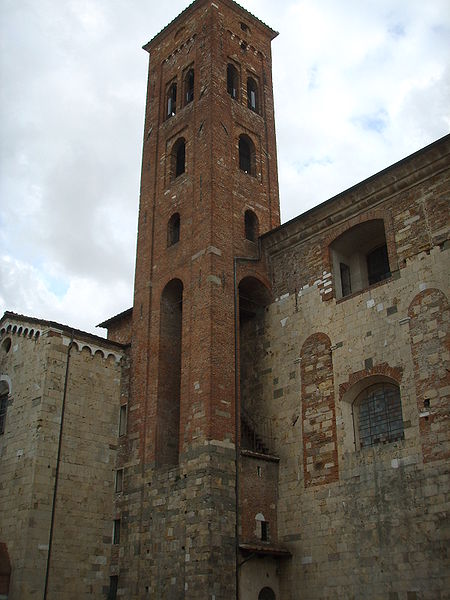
[0,319,123,600]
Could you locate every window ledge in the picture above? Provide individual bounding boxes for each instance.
[335,274,394,304]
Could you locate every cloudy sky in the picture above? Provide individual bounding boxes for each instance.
[1,0,449,335]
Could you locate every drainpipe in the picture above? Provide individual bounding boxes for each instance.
[43,330,74,600]
[233,243,262,600]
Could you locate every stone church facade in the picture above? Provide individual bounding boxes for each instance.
[0,1,449,599]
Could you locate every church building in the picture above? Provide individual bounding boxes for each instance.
[1,1,449,599]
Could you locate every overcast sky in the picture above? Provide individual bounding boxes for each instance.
[1,0,449,335]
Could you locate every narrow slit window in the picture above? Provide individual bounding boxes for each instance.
[247,77,259,113]
[261,521,269,542]
[167,82,177,118]
[119,405,127,437]
[0,393,8,435]
[167,213,180,246]
[108,576,118,600]
[115,469,123,493]
[185,69,194,105]
[171,138,186,179]
[245,210,258,242]
[227,64,239,100]
[112,519,121,545]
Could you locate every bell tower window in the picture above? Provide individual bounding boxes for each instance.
[239,134,256,176]
[227,63,239,100]
[166,81,177,118]
[171,138,186,179]
[184,68,194,105]
[167,213,180,246]
[247,77,259,113]
[244,210,259,242]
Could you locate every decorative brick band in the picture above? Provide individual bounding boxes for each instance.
[301,333,338,487]
[408,288,450,463]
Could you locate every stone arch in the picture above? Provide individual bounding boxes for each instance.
[258,587,276,600]
[408,288,449,463]
[300,333,338,487]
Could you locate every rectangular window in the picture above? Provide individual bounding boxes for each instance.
[113,519,121,545]
[108,575,118,600]
[115,469,123,493]
[340,262,352,297]
[261,521,269,542]
[119,405,127,437]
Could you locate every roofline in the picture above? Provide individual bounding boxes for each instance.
[0,311,126,350]
[97,307,133,329]
[262,133,450,241]
[143,0,278,52]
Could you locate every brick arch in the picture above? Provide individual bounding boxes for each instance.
[408,288,449,463]
[321,210,397,301]
[339,362,403,400]
[300,333,338,487]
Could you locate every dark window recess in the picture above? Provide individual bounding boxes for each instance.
[261,521,269,542]
[340,263,352,297]
[239,135,255,175]
[118,405,127,436]
[113,519,121,544]
[245,210,258,242]
[108,576,118,600]
[227,64,239,100]
[0,393,7,435]
[167,82,177,118]
[247,77,258,112]
[258,588,276,600]
[115,469,123,493]
[171,138,186,179]
[367,244,390,285]
[168,213,180,246]
[357,383,404,449]
[185,69,194,104]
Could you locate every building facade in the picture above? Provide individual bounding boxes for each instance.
[1,1,449,599]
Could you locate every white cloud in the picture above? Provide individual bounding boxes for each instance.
[1,0,449,332]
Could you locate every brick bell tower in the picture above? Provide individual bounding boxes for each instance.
[118,1,280,597]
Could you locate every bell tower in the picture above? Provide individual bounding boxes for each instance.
[117,1,280,597]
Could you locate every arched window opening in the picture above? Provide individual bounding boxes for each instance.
[247,77,259,113]
[244,210,259,242]
[239,134,255,176]
[330,220,391,299]
[239,278,273,454]
[166,82,177,118]
[184,68,194,105]
[354,383,404,449]
[156,279,183,467]
[167,213,180,246]
[1,338,11,354]
[0,381,9,435]
[227,63,239,100]
[258,588,276,600]
[171,138,186,179]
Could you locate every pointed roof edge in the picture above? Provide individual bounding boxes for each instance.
[143,0,278,52]
[97,307,133,329]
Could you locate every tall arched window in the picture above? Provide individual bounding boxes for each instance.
[239,134,256,176]
[244,210,258,242]
[171,138,186,179]
[184,68,194,105]
[354,383,404,449]
[156,279,183,467]
[167,213,180,246]
[166,81,177,118]
[227,63,239,100]
[247,77,259,113]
